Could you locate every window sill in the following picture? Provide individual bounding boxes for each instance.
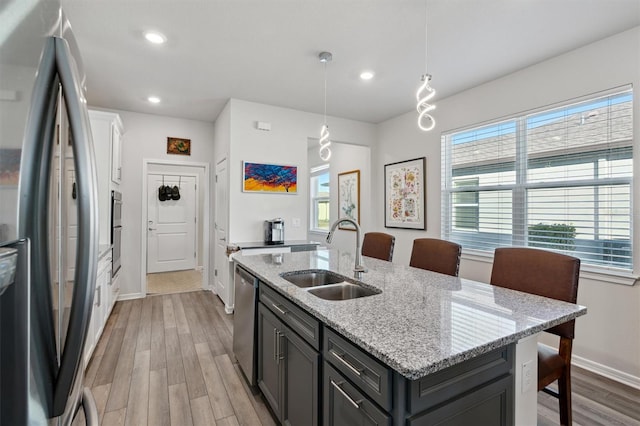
[461,249,638,286]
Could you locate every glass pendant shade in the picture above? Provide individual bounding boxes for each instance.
[319,124,331,161]
[416,73,436,131]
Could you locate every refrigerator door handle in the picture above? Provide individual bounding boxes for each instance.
[81,387,99,426]
[17,36,60,417]
[52,36,99,416]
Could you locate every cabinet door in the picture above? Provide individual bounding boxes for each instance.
[111,122,122,184]
[282,328,320,426]
[257,303,283,420]
[323,362,390,426]
[408,375,513,426]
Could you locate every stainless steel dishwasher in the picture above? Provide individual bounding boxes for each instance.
[232,264,259,386]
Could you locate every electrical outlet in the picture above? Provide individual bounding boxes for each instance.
[292,217,301,228]
[521,360,533,393]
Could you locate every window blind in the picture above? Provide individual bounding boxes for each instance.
[442,87,633,270]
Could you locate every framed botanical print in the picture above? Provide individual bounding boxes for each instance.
[338,170,360,230]
[384,157,426,229]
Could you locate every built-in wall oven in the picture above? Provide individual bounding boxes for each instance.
[111,190,122,277]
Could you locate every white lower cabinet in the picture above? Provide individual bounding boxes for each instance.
[84,251,117,367]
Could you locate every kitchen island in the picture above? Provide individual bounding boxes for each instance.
[233,249,586,425]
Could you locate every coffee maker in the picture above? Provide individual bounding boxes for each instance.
[264,218,285,245]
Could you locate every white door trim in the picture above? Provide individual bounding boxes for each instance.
[141,158,210,296]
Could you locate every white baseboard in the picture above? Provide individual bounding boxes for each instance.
[117,292,146,301]
[537,343,640,390]
[572,354,640,390]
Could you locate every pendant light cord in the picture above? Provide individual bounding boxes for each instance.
[416,0,436,131]
[424,0,428,73]
[323,61,328,123]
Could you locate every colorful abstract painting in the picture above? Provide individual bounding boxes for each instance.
[243,162,298,193]
[0,149,21,185]
[384,157,426,229]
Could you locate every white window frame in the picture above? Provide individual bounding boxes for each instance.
[441,86,635,281]
[310,164,330,233]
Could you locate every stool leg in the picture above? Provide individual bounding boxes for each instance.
[558,367,572,425]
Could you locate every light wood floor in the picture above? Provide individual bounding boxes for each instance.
[83,290,276,426]
[147,269,203,295]
[83,290,640,426]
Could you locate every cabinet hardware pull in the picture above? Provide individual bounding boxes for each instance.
[331,380,361,409]
[273,328,278,362]
[330,349,362,376]
[278,331,285,361]
[271,303,288,316]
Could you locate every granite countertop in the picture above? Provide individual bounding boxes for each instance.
[233,249,587,380]
[231,240,321,250]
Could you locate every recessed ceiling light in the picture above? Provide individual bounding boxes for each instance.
[360,71,375,81]
[144,31,166,44]
[148,96,161,104]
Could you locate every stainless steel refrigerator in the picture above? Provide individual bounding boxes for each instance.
[1,0,99,424]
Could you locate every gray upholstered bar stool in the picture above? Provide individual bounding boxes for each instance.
[361,232,395,261]
[490,247,580,426]
[409,238,462,277]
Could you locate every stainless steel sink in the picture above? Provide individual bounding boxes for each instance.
[280,270,348,288]
[307,283,381,301]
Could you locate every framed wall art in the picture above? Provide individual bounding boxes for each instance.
[243,161,298,193]
[0,148,21,186]
[338,169,360,230]
[167,137,191,155]
[384,157,426,229]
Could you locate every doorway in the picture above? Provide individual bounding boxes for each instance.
[141,160,210,296]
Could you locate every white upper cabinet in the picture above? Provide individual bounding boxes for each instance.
[111,120,123,184]
[89,110,124,244]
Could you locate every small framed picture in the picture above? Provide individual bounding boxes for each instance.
[338,169,360,230]
[167,137,191,155]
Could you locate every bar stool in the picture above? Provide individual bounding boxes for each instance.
[361,232,395,261]
[409,238,461,277]
[490,247,580,426]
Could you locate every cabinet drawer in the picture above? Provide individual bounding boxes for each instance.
[408,344,514,414]
[260,284,321,350]
[324,328,392,411]
[324,362,391,426]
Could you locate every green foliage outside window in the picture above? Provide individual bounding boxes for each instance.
[528,223,577,251]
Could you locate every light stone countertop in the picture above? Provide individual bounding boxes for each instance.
[233,249,587,380]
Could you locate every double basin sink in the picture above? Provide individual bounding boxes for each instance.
[280,270,381,301]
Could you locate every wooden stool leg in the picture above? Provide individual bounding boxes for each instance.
[558,367,572,426]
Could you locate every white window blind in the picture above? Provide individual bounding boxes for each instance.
[442,87,633,270]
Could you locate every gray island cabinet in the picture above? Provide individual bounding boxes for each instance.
[234,249,586,426]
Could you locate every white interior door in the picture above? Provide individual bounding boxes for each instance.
[214,159,228,299]
[147,174,197,273]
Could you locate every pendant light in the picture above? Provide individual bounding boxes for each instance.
[319,51,332,161]
[416,1,436,131]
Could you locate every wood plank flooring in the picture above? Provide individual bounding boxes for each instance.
[83,290,275,426]
[83,290,640,426]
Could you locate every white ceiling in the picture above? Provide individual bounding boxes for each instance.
[62,0,640,124]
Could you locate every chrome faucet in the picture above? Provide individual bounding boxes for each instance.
[326,217,367,275]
